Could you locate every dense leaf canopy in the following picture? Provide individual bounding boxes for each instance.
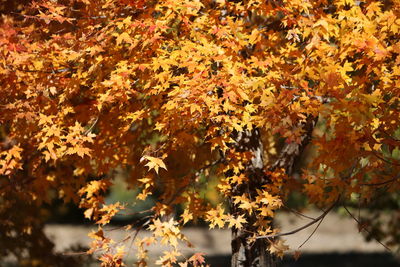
[1,0,400,266]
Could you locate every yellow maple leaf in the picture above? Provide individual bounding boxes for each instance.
[205,205,227,228]
[227,215,247,229]
[116,32,132,46]
[269,239,289,259]
[181,209,193,225]
[141,155,167,174]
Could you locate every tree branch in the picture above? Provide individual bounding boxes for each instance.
[271,114,318,175]
[360,176,399,187]
[371,151,400,167]
[282,205,316,220]
[256,198,338,240]
[298,213,324,249]
[343,205,391,252]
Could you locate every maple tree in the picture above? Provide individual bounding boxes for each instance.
[1,0,400,266]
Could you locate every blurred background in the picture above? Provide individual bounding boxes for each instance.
[3,171,397,267]
[1,1,400,266]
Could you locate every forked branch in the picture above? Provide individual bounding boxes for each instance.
[255,198,339,240]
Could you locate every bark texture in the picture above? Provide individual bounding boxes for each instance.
[230,128,276,267]
[230,116,317,267]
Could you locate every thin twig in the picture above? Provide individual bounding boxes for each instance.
[343,205,391,252]
[360,177,399,186]
[380,129,400,142]
[84,117,99,136]
[256,199,338,240]
[298,212,324,249]
[125,216,154,259]
[282,205,316,220]
[371,151,400,167]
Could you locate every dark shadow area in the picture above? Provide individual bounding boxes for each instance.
[205,252,400,267]
[43,199,87,225]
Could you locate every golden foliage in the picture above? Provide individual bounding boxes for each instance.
[1,0,400,265]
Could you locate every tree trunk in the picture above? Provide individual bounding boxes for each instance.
[230,116,317,267]
[231,228,276,267]
[230,128,276,267]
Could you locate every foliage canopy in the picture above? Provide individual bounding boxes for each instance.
[1,0,400,266]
